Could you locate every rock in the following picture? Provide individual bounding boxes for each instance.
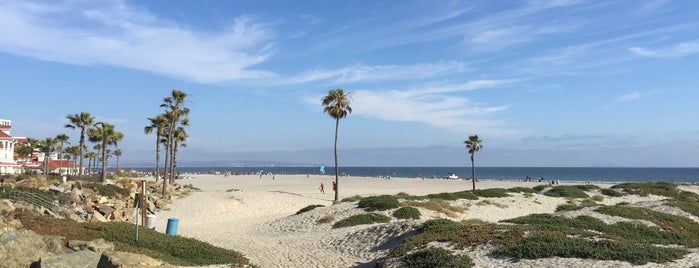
[91,211,108,223]
[0,229,49,267]
[43,235,66,253]
[98,196,109,204]
[0,200,15,214]
[35,250,102,268]
[97,205,115,218]
[88,238,114,252]
[97,250,175,268]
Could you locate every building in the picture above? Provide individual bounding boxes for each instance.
[0,119,20,174]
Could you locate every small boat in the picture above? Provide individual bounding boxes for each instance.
[446,173,459,180]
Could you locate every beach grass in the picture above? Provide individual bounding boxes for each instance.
[14,210,253,267]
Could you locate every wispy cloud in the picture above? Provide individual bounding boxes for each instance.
[618,91,647,102]
[326,79,522,137]
[284,61,467,85]
[629,40,699,58]
[0,0,276,83]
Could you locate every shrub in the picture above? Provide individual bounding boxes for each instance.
[295,204,324,215]
[543,186,589,198]
[508,187,536,193]
[316,215,335,224]
[591,195,605,202]
[358,195,400,211]
[83,183,129,198]
[425,191,478,201]
[600,188,624,197]
[393,207,421,219]
[402,200,465,218]
[421,218,463,234]
[332,213,391,228]
[403,248,474,268]
[612,181,677,197]
[532,185,548,192]
[472,188,510,198]
[341,195,363,202]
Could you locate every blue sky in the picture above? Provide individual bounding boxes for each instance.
[1,0,698,167]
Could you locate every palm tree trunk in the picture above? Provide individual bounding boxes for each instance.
[172,140,178,184]
[162,142,169,196]
[471,154,475,191]
[79,132,85,176]
[333,118,339,203]
[155,133,160,182]
[101,144,107,182]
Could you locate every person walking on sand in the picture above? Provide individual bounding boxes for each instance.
[332,181,337,192]
[319,182,325,194]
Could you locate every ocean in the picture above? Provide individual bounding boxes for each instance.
[130,166,699,184]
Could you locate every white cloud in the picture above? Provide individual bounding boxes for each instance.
[319,79,523,137]
[0,0,276,83]
[618,91,646,102]
[285,61,467,85]
[629,40,699,59]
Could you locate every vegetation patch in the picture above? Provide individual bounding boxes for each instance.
[402,200,465,218]
[295,204,324,215]
[340,195,363,202]
[316,215,335,224]
[543,186,590,198]
[14,210,252,266]
[472,188,510,198]
[507,187,536,194]
[0,186,54,201]
[82,182,129,198]
[475,200,508,209]
[600,188,624,197]
[596,205,699,239]
[393,207,421,219]
[425,191,478,201]
[358,195,400,211]
[332,213,391,228]
[612,181,678,197]
[403,247,474,268]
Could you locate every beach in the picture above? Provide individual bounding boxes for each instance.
[152,174,699,268]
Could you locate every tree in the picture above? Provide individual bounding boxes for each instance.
[113,149,122,172]
[85,151,97,174]
[170,126,188,183]
[464,135,483,191]
[55,134,70,175]
[145,114,168,182]
[64,145,81,175]
[321,89,353,203]
[88,122,124,182]
[25,137,39,162]
[38,137,57,176]
[65,112,95,175]
[160,89,190,195]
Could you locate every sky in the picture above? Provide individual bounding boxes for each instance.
[1,0,698,167]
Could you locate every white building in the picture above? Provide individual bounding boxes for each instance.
[0,119,20,175]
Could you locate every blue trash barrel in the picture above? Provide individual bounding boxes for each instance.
[166,218,179,236]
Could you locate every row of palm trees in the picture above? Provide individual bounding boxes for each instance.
[64,112,124,182]
[144,90,190,196]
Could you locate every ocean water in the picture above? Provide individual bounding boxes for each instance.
[133,166,699,184]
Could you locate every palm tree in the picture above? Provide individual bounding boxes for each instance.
[38,137,57,176]
[113,149,122,173]
[160,89,189,195]
[55,134,70,175]
[25,137,39,162]
[321,89,353,203]
[170,126,189,183]
[65,112,95,175]
[464,135,483,191]
[145,114,168,182]
[64,145,81,175]
[85,151,98,175]
[88,122,124,182]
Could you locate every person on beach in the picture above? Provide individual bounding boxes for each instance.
[332,181,337,192]
[319,182,325,194]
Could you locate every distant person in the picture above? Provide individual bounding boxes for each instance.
[319,182,325,194]
[332,181,337,192]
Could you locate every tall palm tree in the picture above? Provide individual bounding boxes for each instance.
[170,126,189,184]
[113,149,122,173]
[88,122,124,182]
[321,89,353,203]
[145,114,168,182]
[64,145,80,175]
[65,112,95,175]
[55,134,70,175]
[38,137,57,176]
[26,137,39,162]
[160,89,189,195]
[85,151,98,175]
[464,135,483,191]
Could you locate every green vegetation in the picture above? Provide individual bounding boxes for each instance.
[82,182,129,198]
[542,186,590,198]
[403,247,474,268]
[316,215,335,224]
[295,204,325,215]
[15,210,252,267]
[332,213,391,228]
[532,185,548,192]
[612,181,678,197]
[0,186,54,201]
[357,195,400,211]
[402,200,465,218]
[600,188,624,197]
[425,191,478,201]
[340,195,363,202]
[393,207,421,219]
[507,187,536,193]
[472,188,510,198]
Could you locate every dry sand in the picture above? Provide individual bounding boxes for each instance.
[152,174,699,268]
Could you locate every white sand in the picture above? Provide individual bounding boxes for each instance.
[152,174,699,268]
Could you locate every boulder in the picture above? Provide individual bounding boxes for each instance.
[35,250,102,268]
[91,211,108,223]
[97,251,175,268]
[0,229,49,267]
